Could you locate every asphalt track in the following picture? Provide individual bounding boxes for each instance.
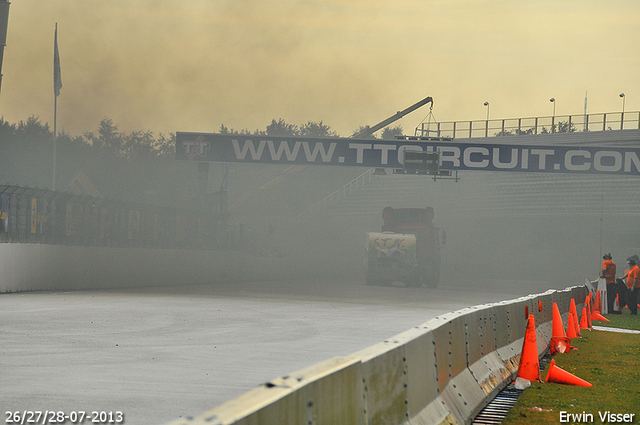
[1,279,555,425]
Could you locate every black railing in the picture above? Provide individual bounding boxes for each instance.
[415,111,640,139]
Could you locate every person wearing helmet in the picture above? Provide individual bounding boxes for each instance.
[600,253,618,314]
[621,258,640,315]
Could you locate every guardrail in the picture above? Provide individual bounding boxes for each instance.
[416,111,640,139]
[165,285,587,425]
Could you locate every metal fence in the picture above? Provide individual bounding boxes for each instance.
[416,111,640,139]
[0,185,230,250]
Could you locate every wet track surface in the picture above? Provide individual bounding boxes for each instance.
[0,279,556,425]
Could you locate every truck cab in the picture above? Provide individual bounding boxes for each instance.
[366,207,445,288]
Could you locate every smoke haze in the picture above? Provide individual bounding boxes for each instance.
[1,1,639,290]
[1,0,639,137]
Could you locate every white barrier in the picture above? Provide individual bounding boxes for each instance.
[165,285,587,425]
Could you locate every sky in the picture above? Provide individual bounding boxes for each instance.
[1,0,639,138]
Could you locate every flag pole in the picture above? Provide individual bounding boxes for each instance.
[0,1,10,99]
[53,77,57,191]
[53,22,62,191]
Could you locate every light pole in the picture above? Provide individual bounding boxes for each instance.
[620,93,625,129]
[483,102,489,137]
[550,98,555,133]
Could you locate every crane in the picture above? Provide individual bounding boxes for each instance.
[351,96,433,138]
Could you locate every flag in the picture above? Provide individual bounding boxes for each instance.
[54,23,62,97]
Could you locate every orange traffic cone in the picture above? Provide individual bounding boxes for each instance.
[516,314,541,382]
[586,297,593,329]
[573,311,582,337]
[570,299,581,337]
[566,313,579,339]
[594,291,602,313]
[550,302,571,354]
[545,359,592,387]
[591,310,609,321]
[579,305,590,330]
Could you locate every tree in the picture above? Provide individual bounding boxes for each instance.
[350,125,377,139]
[84,118,124,157]
[555,120,576,133]
[495,127,538,136]
[219,124,254,135]
[154,133,176,159]
[122,130,158,161]
[14,116,51,148]
[381,125,403,139]
[494,130,513,136]
[539,120,577,135]
[299,121,337,137]
[0,117,16,139]
[266,118,299,137]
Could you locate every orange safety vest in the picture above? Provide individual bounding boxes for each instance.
[601,259,616,284]
[627,265,640,290]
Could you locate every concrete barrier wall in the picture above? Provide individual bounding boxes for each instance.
[0,243,287,293]
[166,285,588,425]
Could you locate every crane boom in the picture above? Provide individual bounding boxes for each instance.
[352,96,433,138]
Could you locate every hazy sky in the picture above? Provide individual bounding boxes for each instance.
[1,0,638,137]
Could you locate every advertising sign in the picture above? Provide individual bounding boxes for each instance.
[176,132,640,176]
[0,195,8,233]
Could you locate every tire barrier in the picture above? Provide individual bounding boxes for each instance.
[165,285,587,425]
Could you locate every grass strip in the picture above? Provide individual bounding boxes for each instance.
[503,313,640,424]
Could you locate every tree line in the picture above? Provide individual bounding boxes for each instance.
[0,116,176,161]
[0,116,403,202]
[0,116,404,162]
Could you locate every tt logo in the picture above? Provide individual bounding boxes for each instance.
[182,136,211,160]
